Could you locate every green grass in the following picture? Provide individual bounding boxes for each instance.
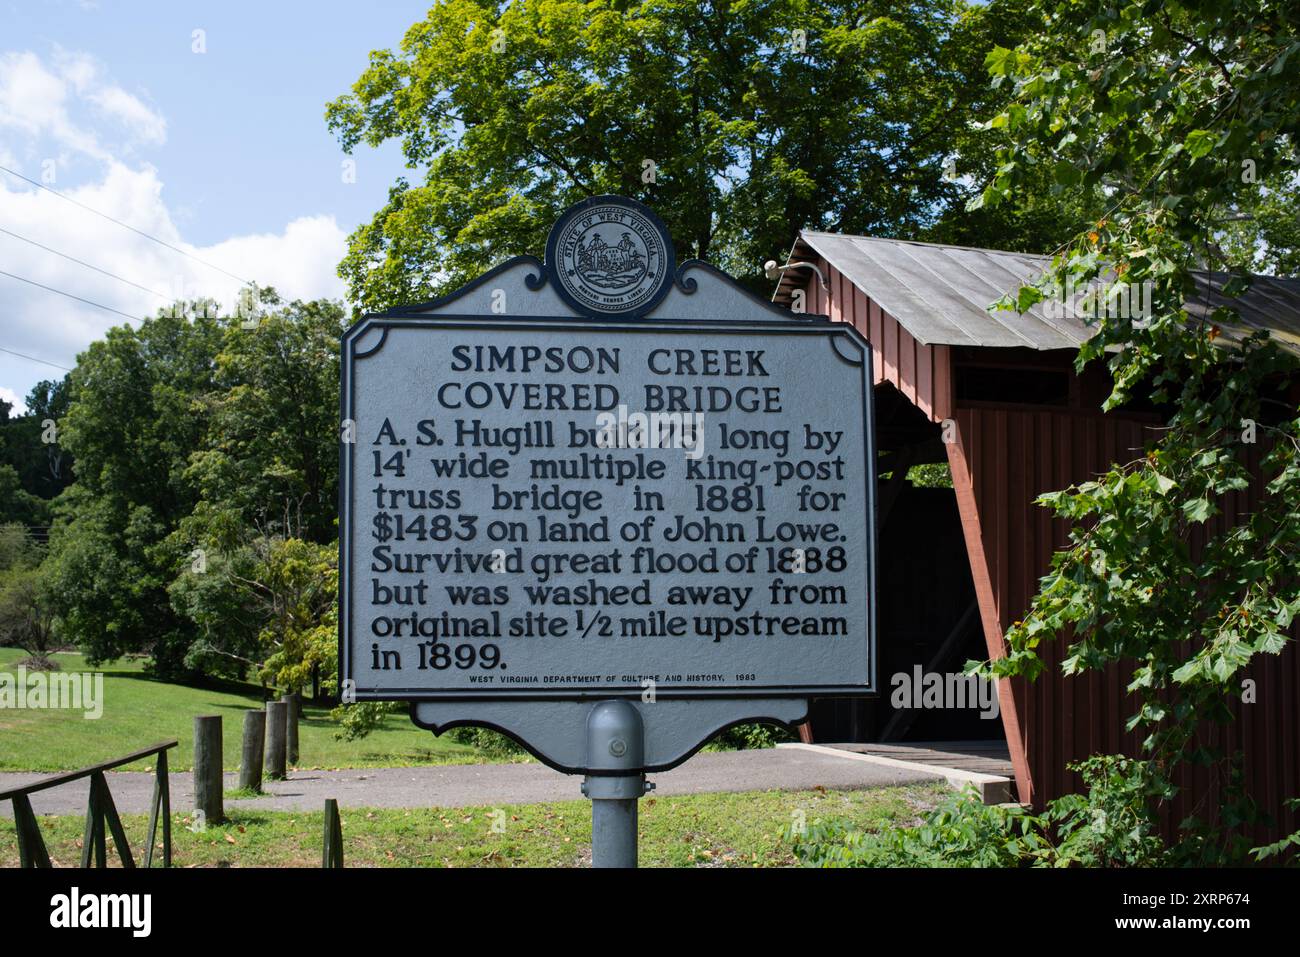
[0,783,946,867]
[0,648,492,772]
[223,787,263,800]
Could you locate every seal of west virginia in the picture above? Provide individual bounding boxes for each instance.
[547,198,674,318]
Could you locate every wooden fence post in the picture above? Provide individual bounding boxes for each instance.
[265,701,288,781]
[12,795,51,868]
[79,773,104,867]
[282,692,300,766]
[240,710,266,792]
[322,798,343,868]
[193,715,223,826]
[144,748,172,867]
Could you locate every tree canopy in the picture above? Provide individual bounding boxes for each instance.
[41,293,345,680]
[975,0,1300,860]
[326,0,1085,310]
[0,378,73,526]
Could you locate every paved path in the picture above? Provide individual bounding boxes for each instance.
[1,748,941,816]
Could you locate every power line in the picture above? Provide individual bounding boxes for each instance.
[0,163,253,286]
[0,225,172,301]
[0,267,139,322]
[0,347,72,371]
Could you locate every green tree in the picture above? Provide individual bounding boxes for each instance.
[974,0,1300,860]
[169,535,337,690]
[0,567,59,669]
[1217,152,1300,276]
[181,293,344,549]
[0,523,38,573]
[326,0,1058,311]
[0,465,47,526]
[46,293,346,680]
[167,293,344,685]
[44,307,223,675]
[0,525,58,669]
[0,378,72,524]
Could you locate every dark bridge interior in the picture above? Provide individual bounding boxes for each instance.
[804,382,996,743]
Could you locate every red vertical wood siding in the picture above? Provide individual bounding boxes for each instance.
[800,269,948,422]
[804,260,1300,840]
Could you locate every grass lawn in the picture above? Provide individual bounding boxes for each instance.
[0,648,490,772]
[0,783,946,867]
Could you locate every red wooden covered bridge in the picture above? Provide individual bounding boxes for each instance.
[771,232,1300,836]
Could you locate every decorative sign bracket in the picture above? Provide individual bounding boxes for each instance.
[411,697,810,774]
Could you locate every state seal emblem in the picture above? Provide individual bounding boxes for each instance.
[545,195,676,319]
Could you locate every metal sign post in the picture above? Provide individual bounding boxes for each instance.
[340,196,877,866]
[582,701,646,868]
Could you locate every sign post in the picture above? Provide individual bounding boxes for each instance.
[582,700,645,868]
[339,196,876,866]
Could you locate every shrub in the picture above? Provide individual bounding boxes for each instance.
[445,726,527,758]
[791,755,1176,868]
[705,721,796,751]
[790,786,1044,867]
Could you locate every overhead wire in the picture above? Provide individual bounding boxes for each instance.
[0,347,72,371]
[0,225,173,301]
[0,163,252,285]
[0,163,256,379]
[0,267,140,321]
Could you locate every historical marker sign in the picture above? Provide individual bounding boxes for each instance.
[339,197,876,709]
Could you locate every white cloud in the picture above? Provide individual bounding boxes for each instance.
[0,50,348,406]
[53,48,98,92]
[86,86,167,145]
[0,47,167,164]
[0,386,22,413]
[55,48,167,146]
[0,164,347,365]
[0,50,104,159]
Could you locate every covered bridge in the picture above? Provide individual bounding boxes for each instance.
[771,232,1300,834]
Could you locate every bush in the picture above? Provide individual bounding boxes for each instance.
[1042,755,1168,867]
[790,787,1044,867]
[790,755,1175,868]
[704,721,796,751]
[331,701,402,740]
[329,707,527,759]
[445,726,527,758]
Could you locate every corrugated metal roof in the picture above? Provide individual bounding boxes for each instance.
[775,230,1300,356]
[1186,270,1300,354]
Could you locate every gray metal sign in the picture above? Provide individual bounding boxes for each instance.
[338,197,876,864]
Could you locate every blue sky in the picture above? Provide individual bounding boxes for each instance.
[1,0,432,409]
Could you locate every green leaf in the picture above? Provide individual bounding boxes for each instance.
[1172,659,1202,683]
[1184,129,1217,159]
[985,45,1014,76]
[1016,285,1044,313]
[1258,630,1287,654]
[1052,159,1081,186]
